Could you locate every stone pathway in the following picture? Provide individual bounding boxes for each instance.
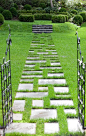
[6,34,84,135]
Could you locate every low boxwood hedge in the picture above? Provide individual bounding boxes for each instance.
[19,14,34,22]
[73,15,83,25]
[52,15,66,23]
[34,14,52,20]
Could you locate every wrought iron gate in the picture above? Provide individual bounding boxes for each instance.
[0,25,13,136]
[76,31,86,129]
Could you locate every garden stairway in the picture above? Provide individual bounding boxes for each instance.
[32,25,53,33]
[5,34,84,135]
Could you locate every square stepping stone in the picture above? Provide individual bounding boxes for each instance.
[22,75,42,78]
[38,87,48,91]
[54,87,69,93]
[50,100,74,106]
[15,92,48,98]
[44,55,58,57]
[51,62,60,66]
[64,109,76,114]
[38,79,66,85]
[29,51,34,53]
[6,123,36,134]
[30,109,57,119]
[32,100,43,107]
[13,100,25,111]
[44,123,59,134]
[56,95,71,98]
[18,84,33,91]
[48,73,64,77]
[13,114,22,120]
[48,45,55,46]
[67,118,84,133]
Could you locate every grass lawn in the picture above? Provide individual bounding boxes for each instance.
[0,20,86,135]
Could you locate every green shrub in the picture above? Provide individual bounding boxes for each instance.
[57,12,68,15]
[39,3,46,9]
[0,13,4,24]
[64,15,68,22]
[44,7,51,13]
[79,12,86,22]
[24,4,32,10]
[59,7,66,12]
[14,3,18,10]
[0,7,4,13]
[52,15,66,23]
[19,14,34,22]
[71,9,78,15]
[34,14,52,20]
[2,10,12,20]
[10,7,17,17]
[73,15,83,25]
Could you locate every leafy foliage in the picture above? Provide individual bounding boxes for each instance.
[52,15,66,23]
[0,7,4,13]
[73,15,83,25]
[0,0,14,10]
[19,14,34,22]
[0,13,4,24]
[10,7,17,17]
[2,10,12,20]
[24,4,32,10]
[79,12,86,22]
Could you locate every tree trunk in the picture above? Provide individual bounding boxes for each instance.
[50,0,53,8]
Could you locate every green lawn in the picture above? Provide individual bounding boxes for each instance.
[0,20,86,135]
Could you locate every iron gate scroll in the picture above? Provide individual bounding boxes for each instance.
[0,26,13,136]
[76,31,86,129]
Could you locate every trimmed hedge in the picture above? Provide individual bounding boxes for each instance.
[79,12,86,22]
[34,14,52,20]
[71,9,78,15]
[2,10,12,20]
[59,8,66,12]
[0,13,4,24]
[19,14,34,22]
[73,15,83,25]
[52,15,66,23]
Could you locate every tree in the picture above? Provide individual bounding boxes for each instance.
[50,0,54,8]
[0,0,14,9]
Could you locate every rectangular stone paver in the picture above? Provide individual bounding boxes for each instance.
[44,123,59,134]
[51,63,60,66]
[26,60,46,63]
[6,123,36,134]
[40,67,62,69]
[54,87,69,93]
[22,75,42,78]
[64,109,76,114]
[50,100,74,106]
[38,87,48,91]
[13,114,22,120]
[67,118,84,133]
[38,79,66,85]
[37,52,48,54]
[13,100,25,111]
[15,92,48,98]
[27,57,39,59]
[30,109,57,119]
[25,64,35,67]
[48,73,64,77]
[20,79,34,82]
[18,84,33,91]
[23,71,43,74]
[32,100,43,107]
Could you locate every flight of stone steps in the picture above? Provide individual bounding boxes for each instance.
[5,34,84,135]
[32,25,53,33]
